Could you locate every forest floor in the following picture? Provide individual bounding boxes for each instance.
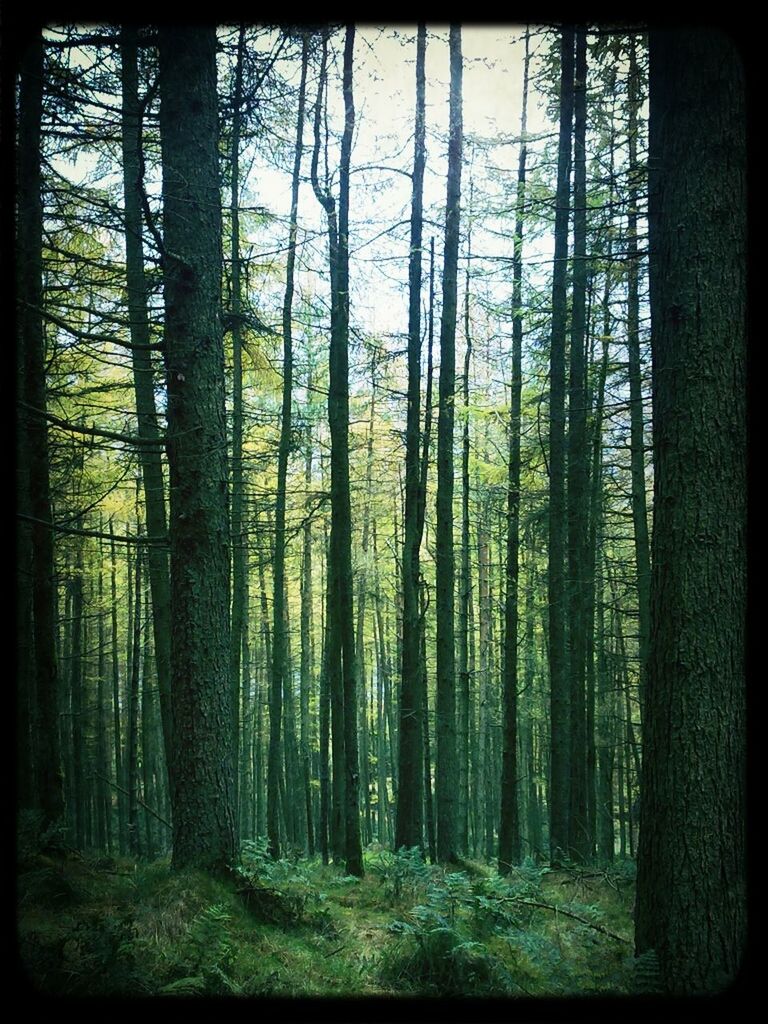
[17,826,639,998]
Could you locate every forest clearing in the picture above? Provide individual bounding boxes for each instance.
[14,20,747,1001]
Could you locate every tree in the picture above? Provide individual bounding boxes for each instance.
[268,32,308,860]
[547,26,574,866]
[395,23,427,854]
[120,25,173,783]
[17,32,66,830]
[566,27,590,862]
[498,27,530,875]
[158,25,236,873]
[634,28,746,994]
[434,24,463,865]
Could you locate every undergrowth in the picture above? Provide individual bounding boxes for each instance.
[17,821,640,998]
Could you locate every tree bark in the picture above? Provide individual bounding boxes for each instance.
[566,28,590,863]
[635,29,747,993]
[228,23,247,845]
[435,23,463,865]
[159,26,235,874]
[18,32,65,830]
[625,36,651,721]
[498,28,529,874]
[547,26,574,865]
[120,26,173,789]
[269,32,308,859]
[395,23,427,855]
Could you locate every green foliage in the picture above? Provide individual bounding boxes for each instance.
[380,918,514,997]
[17,809,69,865]
[371,846,432,905]
[18,851,636,998]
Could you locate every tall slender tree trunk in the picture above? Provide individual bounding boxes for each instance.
[395,23,427,854]
[566,28,590,863]
[96,544,111,852]
[120,28,173,783]
[625,37,651,722]
[457,247,472,857]
[228,24,247,846]
[269,33,308,859]
[498,28,529,873]
[300,425,315,856]
[319,523,331,863]
[159,25,235,873]
[435,23,463,865]
[547,26,575,865]
[69,564,85,849]
[635,33,746,991]
[126,542,142,856]
[110,531,126,853]
[18,33,65,830]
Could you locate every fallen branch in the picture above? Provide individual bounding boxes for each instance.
[91,772,171,829]
[499,896,632,945]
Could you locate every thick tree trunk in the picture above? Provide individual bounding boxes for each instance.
[434,24,463,865]
[159,26,235,874]
[635,32,747,993]
[547,26,574,865]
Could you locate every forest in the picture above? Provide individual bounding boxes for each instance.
[15,21,747,1001]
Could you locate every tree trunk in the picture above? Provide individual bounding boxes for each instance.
[457,250,472,857]
[498,29,529,873]
[17,32,65,830]
[126,542,141,857]
[635,27,747,978]
[566,28,590,863]
[228,23,247,846]
[120,26,173,788]
[159,25,235,874]
[395,23,427,855]
[634,32,746,984]
[69,566,86,849]
[300,427,315,856]
[269,32,308,859]
[547,26,574,865]
[625,36,651,722]
[110,531,126,854]
[434,23,463,865]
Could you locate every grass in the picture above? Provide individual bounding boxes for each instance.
[17,839,638,998]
